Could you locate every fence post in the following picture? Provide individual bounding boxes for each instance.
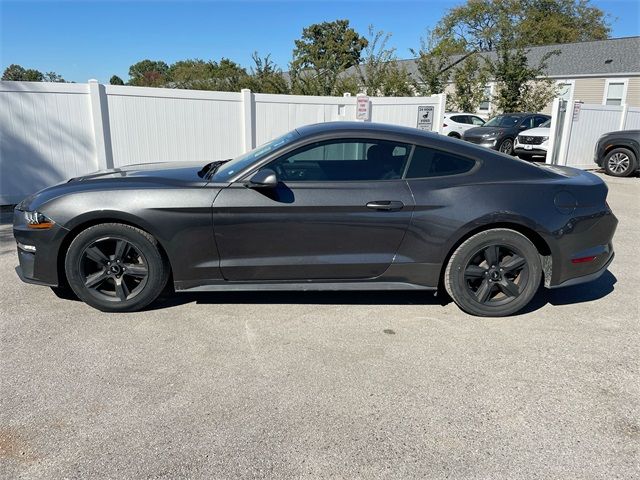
[436,93,447,133]
[619,104,628,130]
[556,99,575,166]
[241,88,255,152]
[546,98,561,164]
[88,79,113,169]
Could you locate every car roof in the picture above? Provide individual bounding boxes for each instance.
[296,121,440,139]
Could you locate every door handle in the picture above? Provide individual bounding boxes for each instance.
[366,200,404,211]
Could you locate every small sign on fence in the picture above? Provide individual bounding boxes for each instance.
[572,102,583,122]
[416,105,434,131]
[356,95,370,121]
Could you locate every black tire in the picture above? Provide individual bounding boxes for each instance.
[603,147,637,177]
[64,223,169,312]
[444,228,542,317]
[448,132,461,139]
[498,138,514,155]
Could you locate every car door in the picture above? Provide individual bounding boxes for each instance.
[212,138,415,281]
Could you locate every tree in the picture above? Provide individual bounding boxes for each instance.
[290,19,368,96]
[169,59,216,90]
[449,55,489,112]
[110,75,125,85]
[489,36,558,112]
[43,72,66,83]
[433,0,609,51]
[355,26,412,97]
[247,53,289,94]
[2,64,44,81]
[128,59,170,87]
[211,58,250,91]
[2,64,66,82]
[411,33,465,96]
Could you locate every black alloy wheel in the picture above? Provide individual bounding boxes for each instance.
[463,244,528,306]
[80,237,149,302]
[65,223,169,312]
[445,228,542,317]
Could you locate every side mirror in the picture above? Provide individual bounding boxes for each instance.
[246,168,278,188]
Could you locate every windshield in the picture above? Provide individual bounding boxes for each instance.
[211,130,300,181]
[484,115,522,127]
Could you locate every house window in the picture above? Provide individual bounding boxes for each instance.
[604,80,627,106]
[478,84,492,111]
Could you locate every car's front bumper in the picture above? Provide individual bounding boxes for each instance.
[514,146,547,156]
[13,209,68,287]
[463,137,498,150]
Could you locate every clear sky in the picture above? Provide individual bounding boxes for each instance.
[1,0,639,83]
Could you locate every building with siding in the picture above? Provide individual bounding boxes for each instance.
[399,36,640,117]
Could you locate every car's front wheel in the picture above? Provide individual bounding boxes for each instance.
[444,229,542,317]
[64,223,169,312]
[498,138,514,155]
[603,147,637,177]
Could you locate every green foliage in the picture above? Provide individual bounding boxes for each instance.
[128,59,170,87]
[2,64,43,81]
[411,33,464,96]
[109,75,125,85]
[489,38,558,112]
[290,19,368,96]
[449,55,489,112]
[434,0,610,51]
[355,26,412,97]
[169,59,217,89]
[246,53,289,94]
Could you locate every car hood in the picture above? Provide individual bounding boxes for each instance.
[463,126,510,137]
[17,161,215,212]
[518,127,550,137]
[68,161,207,183]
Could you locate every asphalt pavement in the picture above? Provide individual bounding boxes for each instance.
[1,173,638,479]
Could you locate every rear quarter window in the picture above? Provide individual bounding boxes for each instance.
[406,146,476,178]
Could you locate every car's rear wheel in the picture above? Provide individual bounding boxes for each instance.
[498,138,514,155]
[448,132,461,139]
[603,148,637,177]
[444,229,541,317]
[64,223,169,312]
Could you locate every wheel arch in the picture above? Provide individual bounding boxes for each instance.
[437,221,552,290]
[56,212,172,289]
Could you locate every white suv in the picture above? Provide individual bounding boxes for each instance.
[443,113,486,138]
[514,119,551,161]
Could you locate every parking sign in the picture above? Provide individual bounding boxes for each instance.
[417,106,434,131]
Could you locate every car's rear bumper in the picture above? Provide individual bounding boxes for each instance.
[548,251,614,289]
[546,209,618,287]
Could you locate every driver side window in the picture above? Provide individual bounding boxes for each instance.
[265,139,411,182]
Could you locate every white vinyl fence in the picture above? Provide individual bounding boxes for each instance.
[547,98,640,169]
[0,80,446,204]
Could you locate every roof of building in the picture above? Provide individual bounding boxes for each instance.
[399,36,640,79]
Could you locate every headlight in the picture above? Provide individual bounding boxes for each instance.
[540,136,549,142]
[21,210,55,229]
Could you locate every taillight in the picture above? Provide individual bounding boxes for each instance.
[571,256,597,264]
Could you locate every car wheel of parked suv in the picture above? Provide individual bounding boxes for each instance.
[603,148,637,177]
[499,138,514,155]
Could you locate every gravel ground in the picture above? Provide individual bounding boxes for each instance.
[0,173,638,479]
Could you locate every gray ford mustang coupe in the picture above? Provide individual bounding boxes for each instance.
[13,122,617,317]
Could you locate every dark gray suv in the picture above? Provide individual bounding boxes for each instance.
[462,113,550,155]
[594,129,640,177]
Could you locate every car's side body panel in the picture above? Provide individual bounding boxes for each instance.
[13,122,617,298]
